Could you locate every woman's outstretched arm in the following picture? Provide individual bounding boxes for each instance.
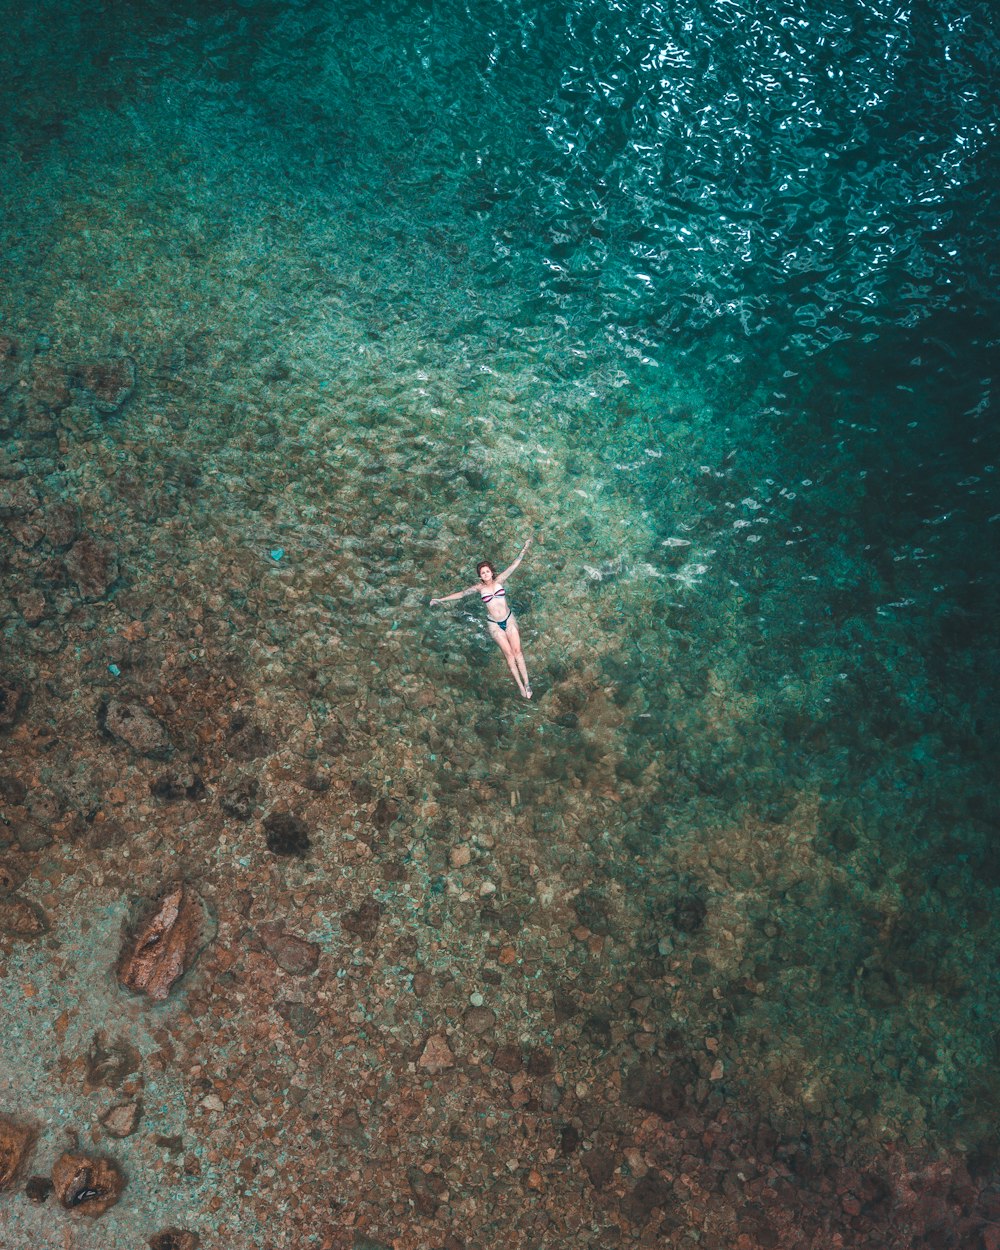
[497,536,533,582]
[429,585,480,607]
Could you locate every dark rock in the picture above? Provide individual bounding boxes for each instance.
[148,1231,200,1250]
[407,1164,444,1216]
[624,1172,673,1222]
[303,769,331,793]
[150,772,204,802]
[527,1048,554,1077]
[0,335,17,392]
[100,698,172,759]
[0,1116,34,1190]
[0,895,49,938]
[277,1002,320,1037]
[73,357,136,413]
[372,796,399,831]
[583,1148,616,1189]
[25,1174,53,1203]
[263,812,310,857]
[117,882,211,1000]
[51,1151,125,1216]
[84,1034,142,1092]
[462,1006,496,1035]
[353,1234,393,1250]
[226,715,276,761]
[0,679,28,731]
[258,923,320,975]
[622,1062,689,1120]
[219,776,258,821]
[492,1044,523,1073]
[0,773,27,803]
[342,897,381,941]
[560,1125,580,1155]
[673,894,707,933]
[42,501,81,549]
[0,862,22,894]
[412,970,432,996]
[64,536,118,600]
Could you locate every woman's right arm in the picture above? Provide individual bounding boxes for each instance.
[430,586,478,606]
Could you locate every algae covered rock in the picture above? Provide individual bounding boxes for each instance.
[51,1151,125,1216]
[72,356,136,413]
[64,535,118,600]
[117,882,211,1000]
[258,922,320,975]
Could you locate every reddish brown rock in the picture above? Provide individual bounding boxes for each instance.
[51,1151,125,1216]
[0,679,28,732]
[0,895,49,939]
[100,1100,143,1138]
[118,883,209,1000]
[342,897,381,941]
[0,480,39,519]
[101,698,172,759]
[84,1034,142,1092]
[149,1231,200,1250]
[418,1035,455,1074]
[42,500,81,549]
[0,1116,34,1190]
[64,535,118,600]
[258,923,320,975]
[462,1005,496,1035]
[73,356,136,412]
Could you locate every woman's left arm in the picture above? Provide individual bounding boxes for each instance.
[498,536,533,582]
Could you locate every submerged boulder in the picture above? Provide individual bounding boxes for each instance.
[51,1151,125,1216]
[72,356,136,413]
[117,883,210,1000]
[100,698,172,759]
[64,535,118,600]
[0,1116,34,1191]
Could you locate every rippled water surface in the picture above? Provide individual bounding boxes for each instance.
[1,0,998,1245]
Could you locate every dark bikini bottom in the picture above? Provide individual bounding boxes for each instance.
[490,610,513,632]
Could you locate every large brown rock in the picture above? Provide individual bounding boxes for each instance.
[64,535,118,600]
[0,679,28,732]
[149,1231,200,1250]
[118,883,209,1000]
[101,698,172,759]
[258,923,320,975]
[51,1151,125,1216]
[0,895,49,939]
[0,1116,34,1190]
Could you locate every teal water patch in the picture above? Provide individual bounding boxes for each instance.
[1,0,998,1244]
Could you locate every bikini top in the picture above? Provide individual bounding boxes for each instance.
[481,585,506,604]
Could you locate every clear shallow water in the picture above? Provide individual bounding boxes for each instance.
[1,0,999,1244]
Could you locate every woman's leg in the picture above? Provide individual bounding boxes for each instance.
[489,623,528,697]
[505,619,531,695]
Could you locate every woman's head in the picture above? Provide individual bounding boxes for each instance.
[476,560,496,581]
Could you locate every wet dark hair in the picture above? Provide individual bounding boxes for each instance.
[476,560,495,579]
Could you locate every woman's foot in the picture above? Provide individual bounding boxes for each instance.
[523,685,532,699]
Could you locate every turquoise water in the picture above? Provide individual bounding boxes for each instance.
[1,1,998,1246]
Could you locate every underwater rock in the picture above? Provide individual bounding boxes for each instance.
[25,1174,53,1203]
[84,1034,142,1092]
[42,500,81,549]
[673,894,707,934]
[150,771,204,802]
[64,535,118,600]
[0,1116,34,1190]
[0,895,49,938]
[0,773,27,805]
[73,356,136,413]
[0,479,39,518]
[117,882,209,1000]
[462,1005,496,1035]
[226,714,276,761]
[341,897,381,941]
[277,1001,320,1037]
[219,776,258,820]
[101,698,172,759]
[258,923,320,975]
[149,1231,200,1250]
[0,336,17,391]
[622,1062,690,1120]
[100,1100,143,1138]
[0,680,28,732]
[51,1151,125,1216]
[29,358,71,410]
[407,1164,445,1216]
[418,1034,455,1074]
[263,811,310,856]
[624,1172,673,1222]
[16,587,46,625]
[582,1148,615,1189]
[492,1044,523,1073]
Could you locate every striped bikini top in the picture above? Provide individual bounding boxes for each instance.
[481,584,506,605]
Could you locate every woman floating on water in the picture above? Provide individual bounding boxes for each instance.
[430,538,534,698]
